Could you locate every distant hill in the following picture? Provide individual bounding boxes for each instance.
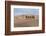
[14,14,39,20]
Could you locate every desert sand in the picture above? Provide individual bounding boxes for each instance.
[14,15,39,27]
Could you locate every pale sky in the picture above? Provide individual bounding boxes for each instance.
[14,8,39,16]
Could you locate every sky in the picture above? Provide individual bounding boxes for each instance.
[14,8,39,16]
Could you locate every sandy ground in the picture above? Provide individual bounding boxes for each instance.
[14,16,39,27]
